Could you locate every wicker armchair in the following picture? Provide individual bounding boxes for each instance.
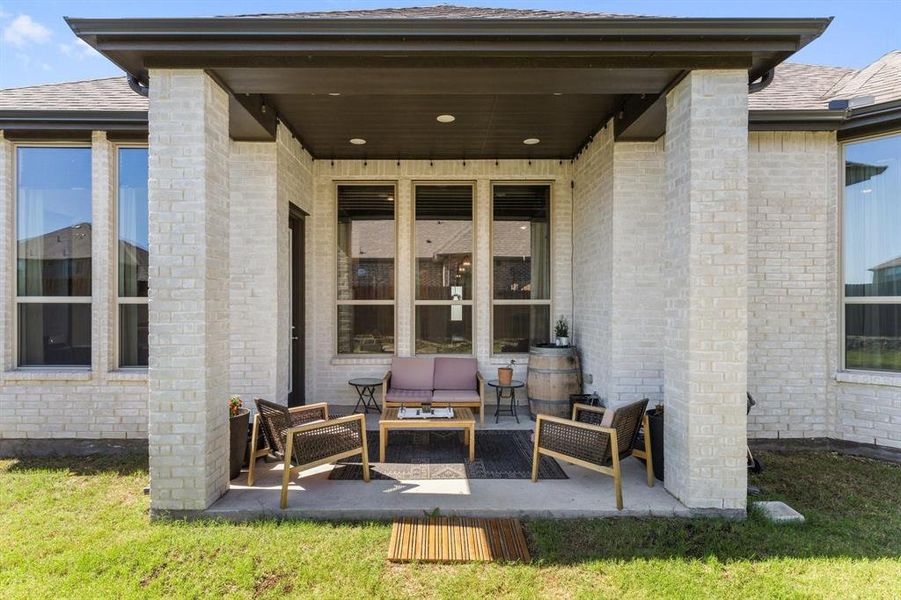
[247,399,370,508]
[531,398,653,510]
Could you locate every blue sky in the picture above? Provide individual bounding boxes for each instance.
[0,0,899,89]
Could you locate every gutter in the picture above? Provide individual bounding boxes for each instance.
[0,110,148,132]
[127,74,149,97]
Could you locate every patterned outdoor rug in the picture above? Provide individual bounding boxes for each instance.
[329,430,567,481]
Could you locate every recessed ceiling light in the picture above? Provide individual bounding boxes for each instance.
[349,138,367,145]
[523,138,540,145]
[553,92,563,96]
[436,114,456,123]
[328,92,341,96]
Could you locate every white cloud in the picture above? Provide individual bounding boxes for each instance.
[15,51,51,72]
[59,37,97,59]
[2,14,51,47]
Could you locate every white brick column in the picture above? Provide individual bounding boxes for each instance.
[91,131,113,374]
[664,70,748,511]
[147,70,230,512]
[0,132,12,372]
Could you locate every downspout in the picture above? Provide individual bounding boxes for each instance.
[127,73,149,97]
[748,69,775,94]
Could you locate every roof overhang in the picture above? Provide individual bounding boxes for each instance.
[749,98,901,139]
[64,15,832,157]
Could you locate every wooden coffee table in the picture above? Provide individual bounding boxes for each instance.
[379,407,476,463]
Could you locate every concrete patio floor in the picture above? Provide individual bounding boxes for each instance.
[205,406,692,521]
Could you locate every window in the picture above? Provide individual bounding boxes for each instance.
[492,184,551,353]
[16,146,92,366]
[117,147,149,368]
[414,184,473,354]
[843,132,901,373]
[337,185,395,354]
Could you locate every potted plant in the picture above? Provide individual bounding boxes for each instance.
[554,315,570,347]
[497,359,516,386]
[228,396,250,480]
[646,403,664,482]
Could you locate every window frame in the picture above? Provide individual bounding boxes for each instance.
[12,142,93,369]
[113,143,149,370]
[334,181,398,356]
[489,181,554,358]
[839,129,901,374]
[411,181,476,356]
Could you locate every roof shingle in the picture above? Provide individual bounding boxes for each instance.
[0,77,147,112]
[227,4,648,19]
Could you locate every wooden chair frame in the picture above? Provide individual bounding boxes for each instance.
[246,402,329,486]
[381,370,487,425]
[531,402,654,510]
[280,413,370,509]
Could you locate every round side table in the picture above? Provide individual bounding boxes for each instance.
[486,379,524,424]
[348,378,383,414]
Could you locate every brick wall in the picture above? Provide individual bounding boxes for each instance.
[664,71,748,510]
[0,131,149,442]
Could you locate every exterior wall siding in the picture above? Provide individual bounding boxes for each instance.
[663,70,749,510]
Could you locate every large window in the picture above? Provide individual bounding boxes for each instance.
[337,184,395,354]
[118,147,149,368]
[414,184,473,354]
[492,184,551,354]
[843,132,901,373]
[16,146,92,366]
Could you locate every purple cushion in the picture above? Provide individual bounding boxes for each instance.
[433,357,478,391]
[432,390,480,404]
[386,389,433,402]
[390,357,435,390]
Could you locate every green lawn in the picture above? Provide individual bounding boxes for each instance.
[1,451,899,599]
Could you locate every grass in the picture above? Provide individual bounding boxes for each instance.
[0,451,899,599]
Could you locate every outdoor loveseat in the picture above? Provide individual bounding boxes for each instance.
[381,357,486,423]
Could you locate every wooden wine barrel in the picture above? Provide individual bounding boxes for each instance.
[526,345,582,419]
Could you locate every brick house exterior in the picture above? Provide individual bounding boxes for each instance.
[0,6,899,514]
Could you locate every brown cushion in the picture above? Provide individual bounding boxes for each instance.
[431,390,480,403]
[390,357,435,390]
[433,357,478,390]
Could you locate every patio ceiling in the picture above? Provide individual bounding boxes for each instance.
[68,14,831,158]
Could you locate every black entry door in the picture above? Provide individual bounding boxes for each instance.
[288,209,305,407]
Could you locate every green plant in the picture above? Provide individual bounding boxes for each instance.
[228,396,243,418]
[652,403,664,416]
[554,315,569,338]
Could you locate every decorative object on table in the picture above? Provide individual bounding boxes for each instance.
[554,315,570,347]
[348,377,383,414]
[531,398,654,510]
[378,407,476,463]
[330,429,567,481]
[228,396,250,480]
[526,345,581,419]
[246,398,370,508]
[381,357,486,424]
[644,403,665,481]
[497,358,515,386]
[398,406,454,419]
[487,378,525,423]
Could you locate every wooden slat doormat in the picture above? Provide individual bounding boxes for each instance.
[388,517,531,563]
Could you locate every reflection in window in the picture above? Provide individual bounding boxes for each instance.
[415,185,473,353]
[492,185,551,353]
[16,146,92,367]
[337,185,395,353]
[118,147,149,368]
[843,132,901,373]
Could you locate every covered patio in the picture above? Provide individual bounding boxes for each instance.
[66,9,832,519]
[211,412,689,521]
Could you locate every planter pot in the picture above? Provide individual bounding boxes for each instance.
[497,367,513,386]
[646,410,664,482]
[555,336,569,347]
[229,408,250,480]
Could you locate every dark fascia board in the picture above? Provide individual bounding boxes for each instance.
[67,15,831,81]
[750,100,901,136]
[0,110,148,133]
